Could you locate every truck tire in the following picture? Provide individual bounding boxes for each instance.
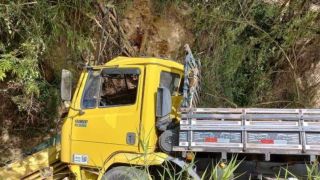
[159,129,178,153]
[102,166,148,180]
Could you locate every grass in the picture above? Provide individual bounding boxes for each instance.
[272,160,320,180]
[306,161,320,180]
[150,154,242,180]
[207,156,243,180]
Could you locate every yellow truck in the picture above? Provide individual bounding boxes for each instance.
[0,46,198,180]
[1,46,320,179]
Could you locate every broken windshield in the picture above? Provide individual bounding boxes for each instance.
[81,68,140,109]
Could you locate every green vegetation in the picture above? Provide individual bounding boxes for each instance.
[0,1,130,131]
[306,161,320,180]
[0,0,133,165]
[0,1,93,128]
[157,156,242,180]
[274,161,320,179]
[189,0,320,108]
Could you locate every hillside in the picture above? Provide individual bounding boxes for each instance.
[0,0,319,165]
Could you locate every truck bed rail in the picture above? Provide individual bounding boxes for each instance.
[174,108,320,160]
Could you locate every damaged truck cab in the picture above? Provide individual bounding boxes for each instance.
[60,57,185,178]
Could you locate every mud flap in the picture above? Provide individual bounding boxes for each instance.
[166,156,200,180]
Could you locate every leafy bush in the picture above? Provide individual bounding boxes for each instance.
[0,1,94,127]
[189,0,320,108]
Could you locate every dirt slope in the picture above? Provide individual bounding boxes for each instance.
[121,0,194,60]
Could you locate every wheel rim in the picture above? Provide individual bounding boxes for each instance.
[165,135,172,144]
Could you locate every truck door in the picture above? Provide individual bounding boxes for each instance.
[70,66,144,164]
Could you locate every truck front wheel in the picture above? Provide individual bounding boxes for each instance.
[102,166,148,180]
[159,129,178,153]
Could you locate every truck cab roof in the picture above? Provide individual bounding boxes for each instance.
[105,56,184,71]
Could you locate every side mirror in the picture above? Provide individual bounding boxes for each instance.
[156,87,172,117]
[61,69,72,102]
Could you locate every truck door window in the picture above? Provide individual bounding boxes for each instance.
[160,71,180,95]
[82,70,101,109]
[81,68,140,109]
[99,73,139,107]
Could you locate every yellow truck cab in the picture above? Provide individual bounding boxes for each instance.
[60,56,185,179]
